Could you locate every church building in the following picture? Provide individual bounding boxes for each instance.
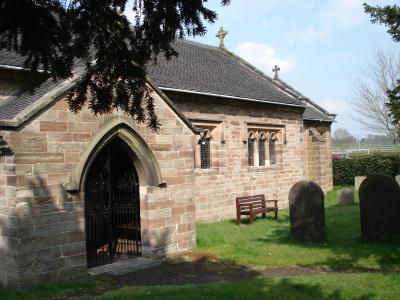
[0,30,334,287]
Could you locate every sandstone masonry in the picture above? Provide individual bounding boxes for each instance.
[0,91,196,287]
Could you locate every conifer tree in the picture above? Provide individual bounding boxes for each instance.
[0,0,230,130]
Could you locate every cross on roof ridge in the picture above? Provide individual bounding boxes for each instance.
[216,27,228,49]
[272,65,280,79]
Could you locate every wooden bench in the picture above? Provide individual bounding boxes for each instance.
[236,194,278,224]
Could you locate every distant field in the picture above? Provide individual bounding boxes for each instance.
[332,146,400,158]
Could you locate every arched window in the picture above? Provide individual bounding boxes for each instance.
[258,132,267,166]
[248,131,256,166]
[198,130,211,169]
[269,132,277,165]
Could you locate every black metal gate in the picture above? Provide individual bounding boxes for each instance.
[85,140,141,268]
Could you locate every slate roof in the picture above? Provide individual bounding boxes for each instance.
[272,77,335,122]
[0,77,65,121]
[0,50,85,122]
[147,39,333,122]
[0,50,27,68]
[0,39,334,124]
[146,40,303,107]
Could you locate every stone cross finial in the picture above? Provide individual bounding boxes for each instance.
[272,65,280,79]
[216,27,228,48]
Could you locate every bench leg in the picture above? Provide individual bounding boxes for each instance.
[236,208,241,225]
[262,213,266,218]
[274,210,278,219]
[249,214,254,224]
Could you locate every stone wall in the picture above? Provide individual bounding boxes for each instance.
[303,122,333,193]
[165,92,307,223]
[0,80,334,286]
[0,91,196,287]
[0,143,18,286]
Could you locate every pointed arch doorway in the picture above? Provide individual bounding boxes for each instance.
[85,138,141,268]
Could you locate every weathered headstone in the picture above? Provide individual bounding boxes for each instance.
[354,176,366,191]
[289,181,326,241]
[337,188,354,206]
[395,175,400,187]
[359,174,400,241]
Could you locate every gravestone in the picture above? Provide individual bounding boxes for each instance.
[289,181,326,241]
[395,175,400,187]
[359,174,400,241]
[337,188,354,206]
[354,176,366,191]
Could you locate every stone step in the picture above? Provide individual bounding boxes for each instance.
[87,257,160,276]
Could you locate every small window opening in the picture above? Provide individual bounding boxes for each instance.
[269,132,277,165]
[258,132,266,166]
[248,131,256,166]
[198,130,211,169]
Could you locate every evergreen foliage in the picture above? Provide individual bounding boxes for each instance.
[332,155,400,185]
[0,0,230,130]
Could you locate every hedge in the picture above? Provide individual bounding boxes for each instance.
[332,155,400,185]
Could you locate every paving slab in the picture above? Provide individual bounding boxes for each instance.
[87,257,160,276]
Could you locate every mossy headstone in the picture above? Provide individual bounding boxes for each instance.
[289,181,326,241]
[359,174,400,241]
[337,188,354,206]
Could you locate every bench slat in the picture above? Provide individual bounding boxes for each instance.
[236,194,278,224]
[237,201,265,206]
[239,204,266,209]
[237,196,264,201]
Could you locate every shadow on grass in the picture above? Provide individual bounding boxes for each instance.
[62,275,379,300]
[0,252,385,300]
[256,204,400,270]
[257,278,376,300]
[229,215,287,226]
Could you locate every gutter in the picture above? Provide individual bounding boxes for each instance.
[159,87,305,109]
[303,118,334,123]
[0,64,45,73]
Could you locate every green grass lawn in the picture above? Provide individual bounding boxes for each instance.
[2,186,400,300]
[197,187,400,269]
[0,280,97,300]
[3,273,400,300]
[78,272,400,300]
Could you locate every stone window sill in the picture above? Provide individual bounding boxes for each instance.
[247,165,281,171]
[194,167,220,175]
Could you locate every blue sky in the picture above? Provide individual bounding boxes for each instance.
[126,0,398,138]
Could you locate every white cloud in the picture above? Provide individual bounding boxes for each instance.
[287,0,364,42]
[234,42,295,75]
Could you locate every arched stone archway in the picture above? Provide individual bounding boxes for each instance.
[66,118,163,192]
[84,137,142,267]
